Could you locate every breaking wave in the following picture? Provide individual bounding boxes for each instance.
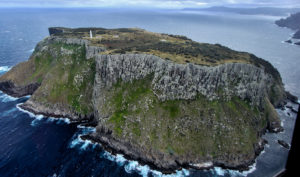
[16,103,71,126]
[101,151,190,177]
[0,91,18,102]
[0,66,11,72]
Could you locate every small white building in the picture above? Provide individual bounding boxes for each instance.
[90,30,93,38]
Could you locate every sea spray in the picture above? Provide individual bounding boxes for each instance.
[0,66,11,73]
[0,91,18,102]
[16,103,72,125]
[68,125,96,149]
[101,151,190,177]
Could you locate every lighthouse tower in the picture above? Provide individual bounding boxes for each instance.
[90,30,93,38]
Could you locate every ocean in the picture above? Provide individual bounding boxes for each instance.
[0,8,299,177]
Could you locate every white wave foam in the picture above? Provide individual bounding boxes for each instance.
[16,103,44,119]
[214,167,225,176]
[210,157,260,177]
[80,140,91,150]
[68,125,96,149]
[241,162,256,176]
[67,126,192,177]
[77,125,96,133]
[102,150,190,177]
[58,118,71,124]
[0,66,12,72]
[31,119,40,126]
[0,91,18,102]
[69,137,82,148]
[16,103,72,126]
[70,124,192,176]
[28,48,34,53]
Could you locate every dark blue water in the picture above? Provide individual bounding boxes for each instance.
[0,8,298,177]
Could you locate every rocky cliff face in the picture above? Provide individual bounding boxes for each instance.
[94,54,273,106]
[0,29,290,173]
[91,53,284,172]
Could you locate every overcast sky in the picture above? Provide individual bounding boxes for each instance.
[0,0,299,8]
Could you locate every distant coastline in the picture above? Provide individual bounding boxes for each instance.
[275,12,300,46]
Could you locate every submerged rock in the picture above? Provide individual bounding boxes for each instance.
[278,140,290,149]
[285,39,292,43]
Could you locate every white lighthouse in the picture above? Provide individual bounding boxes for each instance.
[90,30,93,38]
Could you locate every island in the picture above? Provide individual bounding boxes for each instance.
[0,27,291,173]
[275,12,300,45]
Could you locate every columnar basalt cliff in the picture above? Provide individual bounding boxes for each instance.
[0,27,292,173]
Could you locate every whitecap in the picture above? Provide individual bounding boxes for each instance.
[17,105,72,125]
[16,103,45,120]
[28,48,34,53]
[241,162,256,176]
[102,152,127,166]
[214,167,225,176]
[0,91,18,102]
[0,66,12,72]
[30,119,40,126]
[54,117,71,124]
[46,117,56,122]
[115,154,126,166]
[102,150,190,177]
[69,137,82,148]
[135,164,150,177]
[92,143,97,149]
[80,140,91,150]
[77,124,96,133]
[125,161,139,173]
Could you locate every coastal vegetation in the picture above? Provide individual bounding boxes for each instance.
[0,27,287,172]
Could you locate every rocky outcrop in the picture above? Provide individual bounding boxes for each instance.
[49,36,105,59]
[86,46,105,59]
[293,30,300,39]
[20,99,81,120]
[50,36,90,46]
[94,54,274,108]
[278,140,290,149]
[0,81,40,97]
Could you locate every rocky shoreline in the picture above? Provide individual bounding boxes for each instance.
[0,81,272,174]
[79,129,268,174]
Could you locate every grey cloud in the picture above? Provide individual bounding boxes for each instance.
[0,0,299,8]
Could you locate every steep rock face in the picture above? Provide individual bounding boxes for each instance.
[94,54,274,109]
[0,36,96,120]
[0,81,40,97]
[49,36,105,59]
[91,54,284,172]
